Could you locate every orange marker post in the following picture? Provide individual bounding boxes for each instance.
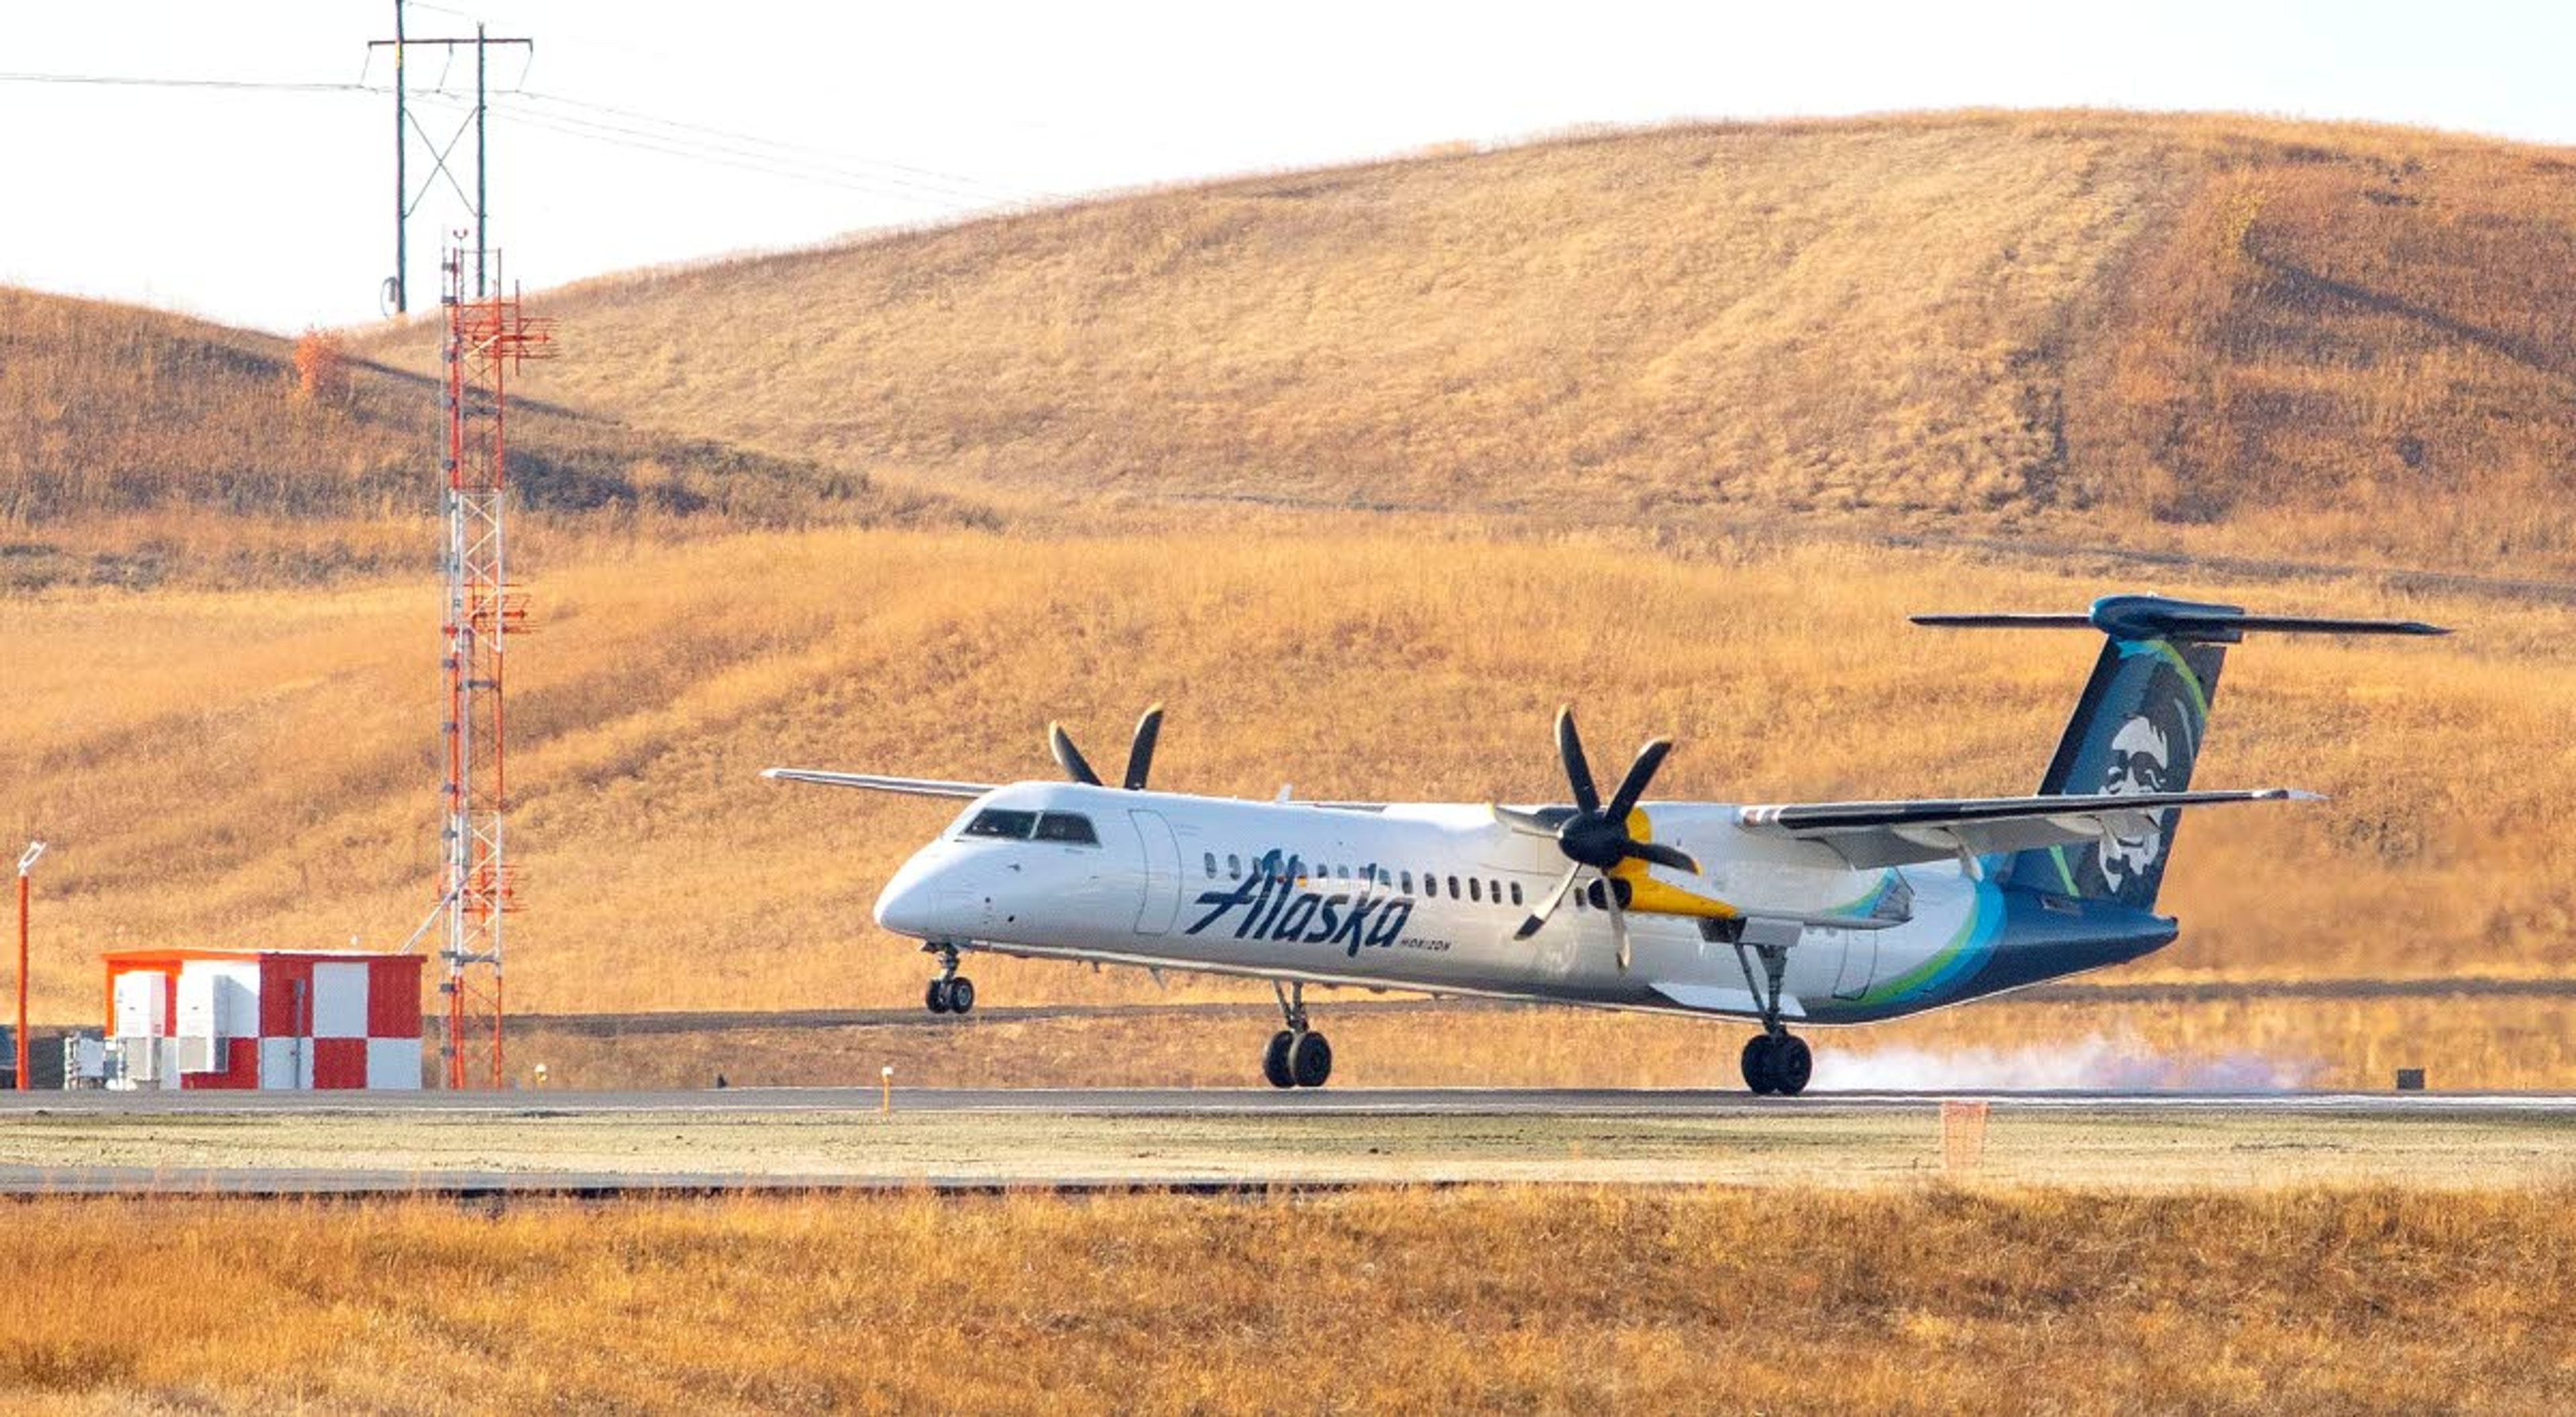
[15,843,44,1092]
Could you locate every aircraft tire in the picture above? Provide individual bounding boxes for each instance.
[1263,1030,1297,1088]
[1740,1035,1778,1094]
[1290,1030,1334,1088]
[925,979,953,1014]
[947,977,976,1015]
[1771,1035,1813,1096]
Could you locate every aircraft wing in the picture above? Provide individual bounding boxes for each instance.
[762,768,994,799]
[1733,788,2316,870]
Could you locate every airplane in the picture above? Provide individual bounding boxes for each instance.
[766,594,2443,1094]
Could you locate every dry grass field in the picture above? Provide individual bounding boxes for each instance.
[0,288,985,589]
[2,1187,2571,1414]
[366,110,2576,576]
[2,524,2564,1052]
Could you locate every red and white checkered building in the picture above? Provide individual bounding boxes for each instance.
[101,949,424,1090]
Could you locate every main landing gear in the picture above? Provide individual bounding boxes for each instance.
[1262,982,1333,1089]
[923,941,976,1016]
[1729,928,1811,1096]
[1740,1031,1812,1096]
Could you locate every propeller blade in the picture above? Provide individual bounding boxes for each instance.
[1602,738,1673,824]
[1513,863,1587,940]
[1048,722,1102,786]
[1556,705,1601,815]
[1607,892,1632,974]
[1491,804,1558,837]
[1122,703,1163,792]
[1625,839,1701,875]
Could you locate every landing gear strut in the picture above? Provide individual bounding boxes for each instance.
[1730,933,1811,1096]
[923,941,975,1016]
[1263,982,1332,1089]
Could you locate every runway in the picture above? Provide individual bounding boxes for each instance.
[3,1088,2571,1196]
[7,1085,2576,1116]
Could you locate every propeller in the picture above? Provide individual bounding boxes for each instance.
[1048,703,1165,792]
[1503,705,1701,972]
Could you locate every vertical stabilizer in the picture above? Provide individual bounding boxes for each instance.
[1911,594,2445,911]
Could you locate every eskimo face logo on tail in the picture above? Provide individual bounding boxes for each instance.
[2097,715,2171,890]
[1183,849,1415,957]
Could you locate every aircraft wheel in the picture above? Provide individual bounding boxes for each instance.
[946,976,975,1016]
[1263,1030,1297,1089]
[925,978,953,1014]
[1290,1030,1334,1089]
[1771,1034,1813,1096]
[1740,1035,1778,1095]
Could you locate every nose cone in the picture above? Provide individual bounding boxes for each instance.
[873,849,945,938]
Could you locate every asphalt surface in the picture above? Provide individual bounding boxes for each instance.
[5,1085,2572,1116]
[9,1088,2571,1196]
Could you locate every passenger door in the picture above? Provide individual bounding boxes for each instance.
[1128,809,1183,935]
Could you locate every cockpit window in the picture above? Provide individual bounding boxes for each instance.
[963,808,1038,839]
[1034,812,1099,845]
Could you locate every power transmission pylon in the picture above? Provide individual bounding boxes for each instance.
[368,6,532,313]
[439,245,551,1090]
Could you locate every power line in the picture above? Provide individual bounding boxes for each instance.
[1,66,1049,211]
[0,70,372,93]
[418,93,1028,209]
[509,89,1056,202]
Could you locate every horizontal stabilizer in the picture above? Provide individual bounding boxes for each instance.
[1737,787,2317,871]
[1913,593,2447,643]
[761,768,993,798]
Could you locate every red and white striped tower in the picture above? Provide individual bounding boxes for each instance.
[438,244,551,1090]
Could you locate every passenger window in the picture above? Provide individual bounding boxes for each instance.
[1288,857,1304,883]
[1337,865,1352,880]
[1448,876,1461,898]
[1510,881,1523,906]
[963,808,1038,839]
[1400,872,1413,893]
[1203,851,1217,878]
[1468,878,1481,902]
[1228,853,1242,879]
[1032,812,1099,845]
[1489,880,1501,904]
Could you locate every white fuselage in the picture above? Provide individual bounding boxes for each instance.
[874,781,2043,1025]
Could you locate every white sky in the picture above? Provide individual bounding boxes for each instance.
[2,1,2568,333]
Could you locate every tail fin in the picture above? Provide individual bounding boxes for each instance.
[1913,594,2445,910]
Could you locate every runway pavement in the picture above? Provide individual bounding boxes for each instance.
[5,1085,2575,1116]
[3,1087,2573,1196]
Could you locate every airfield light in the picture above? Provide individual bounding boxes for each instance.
[881,1065,894,1114]
[15,841,44,1092]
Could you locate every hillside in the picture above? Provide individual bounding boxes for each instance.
[0,288,983,588]
[385,110,2576,576]
[4,525,2564,1032]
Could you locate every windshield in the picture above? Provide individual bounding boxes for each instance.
[961,808,1097,845]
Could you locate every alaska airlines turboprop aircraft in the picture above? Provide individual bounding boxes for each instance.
[767,595,2442,1094]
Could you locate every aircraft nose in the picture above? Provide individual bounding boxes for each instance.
[874,853,944,937]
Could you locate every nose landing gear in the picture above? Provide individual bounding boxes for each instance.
[923,942,975,1016]
[1262,982,1332,1088]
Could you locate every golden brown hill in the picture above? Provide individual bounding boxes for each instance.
[0,287,985,588]
[4,525,2561,1041]
[396,110,2576,574]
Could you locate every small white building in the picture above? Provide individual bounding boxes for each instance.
[99,949,424,1090]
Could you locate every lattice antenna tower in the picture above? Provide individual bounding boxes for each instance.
[439,244,552,1090]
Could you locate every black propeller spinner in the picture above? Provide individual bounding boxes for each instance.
[1049,703,1164,792]
[1508,705,1700,971]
